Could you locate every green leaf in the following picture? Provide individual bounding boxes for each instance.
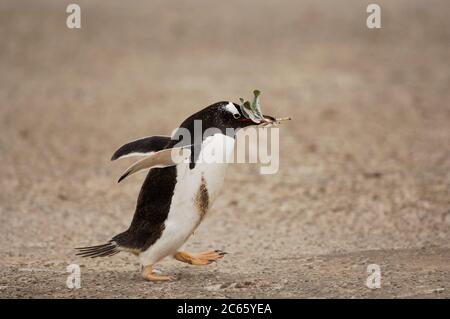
[238,90,264,122]
[250,89,264,119]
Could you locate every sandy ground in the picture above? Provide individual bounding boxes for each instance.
[1,0,450,298]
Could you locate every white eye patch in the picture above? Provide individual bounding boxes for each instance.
[224,102,240,117]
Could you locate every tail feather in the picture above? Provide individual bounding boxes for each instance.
[75,241,120,258]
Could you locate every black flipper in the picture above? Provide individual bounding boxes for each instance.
[117,145,191,183]
[111,135,171,161]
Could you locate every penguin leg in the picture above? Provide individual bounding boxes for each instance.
[142,265,174,281]
[174,250,227,265]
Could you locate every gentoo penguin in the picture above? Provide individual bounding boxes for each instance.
[76,91,289,281]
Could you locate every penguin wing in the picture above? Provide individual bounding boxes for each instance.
[111,136,172,161]
[118,146,191,183]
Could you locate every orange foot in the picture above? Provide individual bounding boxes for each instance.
[174,250,227,266]
[142,265,175,282]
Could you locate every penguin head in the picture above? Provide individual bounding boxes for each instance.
[178,96,278,140]
[207,101,274,131]
[219,102,271,129]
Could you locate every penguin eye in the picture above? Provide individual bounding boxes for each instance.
[233,113,241,119]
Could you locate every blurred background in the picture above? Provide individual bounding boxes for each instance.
[1,0,449,298]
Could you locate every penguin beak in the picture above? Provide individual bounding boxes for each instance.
[238,115,290,126]
[239,117,272,126]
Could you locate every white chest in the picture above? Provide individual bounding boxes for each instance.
[139,134,235,265]
[182,133,235,201]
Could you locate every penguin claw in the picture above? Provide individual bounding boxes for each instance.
[142,265,175,282]
[143,272,176,282]
[174,250,227,266]
[214,249,228,255]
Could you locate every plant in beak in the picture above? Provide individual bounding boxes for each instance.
[239,90,291,126]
